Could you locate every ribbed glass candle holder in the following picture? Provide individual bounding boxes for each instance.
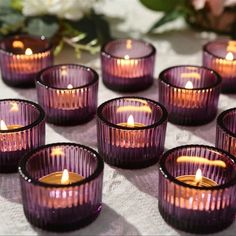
[203,40,236,93]
[0,99,45,173]
[158,145,236,234]
[159,65,221,126]
[36,64,98,125]
[216,108,236,156]
[101,39,156,92]
[18,143,104,232]
[0,35,53,87]
[97,96,168,169]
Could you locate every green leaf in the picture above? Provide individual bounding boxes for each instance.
[26,16,59,38]
[139,0,185,12]
[0,12,25,35]
[54,40,64,56]
[148,10,184,33]
[10,0,23,11]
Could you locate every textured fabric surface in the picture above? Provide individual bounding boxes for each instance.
[0,0,236,235]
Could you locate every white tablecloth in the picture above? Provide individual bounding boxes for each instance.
[0,0,236,235]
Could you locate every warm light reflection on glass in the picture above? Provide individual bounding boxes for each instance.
[12,40,24,49]
[116,105,152,113]
[185,81,193,89]
[0,120,8,130]
[176,156,226,168]
[67,84,73,89]
[51,147,64,156]
[181,73,201,80]
[124,55,130,60]
[10,102,19,112]
[126,39,132,49]
[61,169,70,184]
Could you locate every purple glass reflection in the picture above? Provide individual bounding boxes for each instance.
[0,35,53,87]
[101,39,156,92]
[159,65,221,126]
[158,145,236,234]
[0,99,45,173]
[216,108,236,156]
[18,143,104,232]
[97,96,168,169]
[203,40,236,93]
[36,64,98,125]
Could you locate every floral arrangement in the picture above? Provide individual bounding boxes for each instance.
[139,0,236,37]
[0,0,111,57]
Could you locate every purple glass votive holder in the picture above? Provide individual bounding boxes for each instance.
[203,40,236,93]
[216,108,236,156]
[158,144,236,234]
[36,64,98,126]
[97,96,168,169]
[101,39,156,92]
[0,99,45,173]
[0,35,53,87]
[18,142,104,232]
[159,65,221,126]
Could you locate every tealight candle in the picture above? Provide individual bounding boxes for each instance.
[216,108,236,156]
[0,35,53,87]
[0,99,45,173]
[159,65,221,125]
[18,143,104,232]
[203,40,236,93]
[158,145,236,234]
[97,96,168,168]
[36,64,98,125]
[39,169,84,185]
[101,39,156,92]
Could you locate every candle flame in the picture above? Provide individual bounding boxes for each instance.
[226,52,234,61]
[127,115,135,128]
[185,81,193,89]
[25,48,33,56]
[67,84,73,89]
[124,54,130,60]
[0,120,8,130]
[51,147,64,156]
[10,102,19,112]
[195,169,202,185]
[176,156,226,168]
[126,39,132,49]
[61,169,70,184]
[227,41,236,53]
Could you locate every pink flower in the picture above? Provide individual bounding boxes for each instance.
[192,0,236,16]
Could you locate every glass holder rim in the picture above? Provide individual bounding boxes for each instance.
[18,142,104,188]
[96,96,168,130]
[36,63,99,91]
[159,65,222,90]
[0,98,45,134]
[159,144,236,191]
[101,38,156,60]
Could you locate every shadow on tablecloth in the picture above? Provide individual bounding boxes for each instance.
[0,173,22,204]
[32,203,141,236]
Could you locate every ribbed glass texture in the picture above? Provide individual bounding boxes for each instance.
[18,143,104,232]
[159,65,221,126]
[101,39,156,92]
[36,64,98,125]
[0,35,53,87]
[216,108,236,156]
[158,145,236,234]
[97,96,168,169]
[203,40,236,93]
[0,99,45,173]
